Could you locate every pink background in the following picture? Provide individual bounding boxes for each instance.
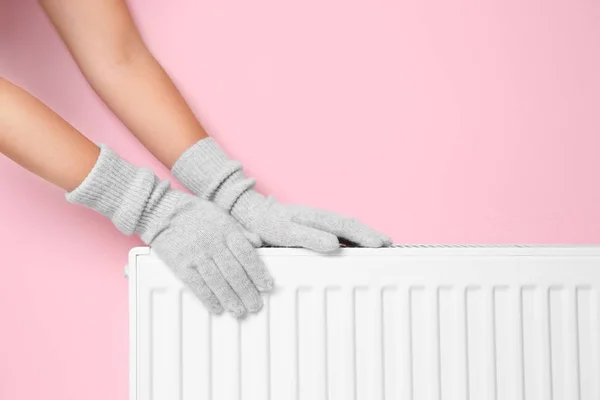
[1,0,599,398]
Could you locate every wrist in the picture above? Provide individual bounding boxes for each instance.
[172,138,257,211]
[66,145,179,239]
[230,189,266,227]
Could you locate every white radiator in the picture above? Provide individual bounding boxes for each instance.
[127,245,600,400]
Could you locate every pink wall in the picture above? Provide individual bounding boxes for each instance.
[0,0,599,398]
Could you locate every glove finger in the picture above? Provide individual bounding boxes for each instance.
[236,223,262,248]
[227,232,273,292]
[261,222,339,252]
[292,208,389,248]
[378,233,393,247]
[178,266,223,314]
[195,255,246,318]
[213,249,264,314]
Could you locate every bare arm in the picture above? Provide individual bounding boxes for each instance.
[0,78,99,191]
[40,0,208,169]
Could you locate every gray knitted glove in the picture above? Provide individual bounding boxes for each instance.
[172,138,392,252]
[67,145,273,317]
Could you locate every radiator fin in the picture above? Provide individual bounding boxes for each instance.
[137,284,599,400]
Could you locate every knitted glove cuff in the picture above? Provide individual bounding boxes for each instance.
[172,138,256,211]
[66,145,180,240]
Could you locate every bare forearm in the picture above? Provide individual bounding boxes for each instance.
[0,78,99,191]
[40,0,208,168]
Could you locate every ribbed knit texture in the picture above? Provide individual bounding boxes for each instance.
[172,138,256,209]
[67,145,273,317]
[172,138,393,252]
[66,145,180,239]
